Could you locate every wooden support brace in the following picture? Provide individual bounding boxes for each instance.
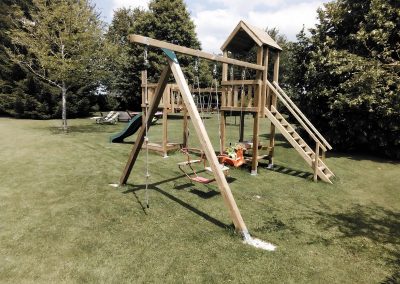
[119,66,172,185]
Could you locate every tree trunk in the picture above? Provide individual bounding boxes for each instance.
[61,81,67,132]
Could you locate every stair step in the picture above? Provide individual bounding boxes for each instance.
[300,144,307,148]
[318,166,326,171]
[293,136,301,141]
[305,151,313,155]
[288,129,295,134]
[325,173,333,179]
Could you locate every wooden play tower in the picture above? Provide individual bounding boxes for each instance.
[219,21,333,182]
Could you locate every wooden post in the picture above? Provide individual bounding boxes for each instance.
[268,52,280,166]
[314,142,320,182]
[166,51,248,235]
[141,70,147,126]
[239,112,245,142]
[261,47,269,116]
[222,50,228,81]
[272,52,280,107]
[251,47,263,175]
[220,111,226,154]
[119,66,172,185]
[183,108,189,148]
[162,105,168,157]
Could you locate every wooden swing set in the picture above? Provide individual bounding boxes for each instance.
[118,21,335,245]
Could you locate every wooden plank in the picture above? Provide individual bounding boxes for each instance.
[233,86,238,107]
[220,80,262,86]
[221,107,259,112]
[129,34,264,71]
[227,89,232,107]
[222,50,228,81]
[119,66,172,185]
[166,53,249,235]
[221,87,227,107]
[247,86,253,108]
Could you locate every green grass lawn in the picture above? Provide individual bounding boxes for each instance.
[0,115,399,283]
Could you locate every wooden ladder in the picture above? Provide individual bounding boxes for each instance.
[265,106,334,183]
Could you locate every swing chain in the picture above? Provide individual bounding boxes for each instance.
[143,45,150,69]
[212,64,217,78]
[194,57,199,73]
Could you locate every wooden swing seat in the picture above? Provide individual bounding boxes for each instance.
[190,176,215,184]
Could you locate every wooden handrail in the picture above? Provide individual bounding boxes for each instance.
[267,81,328,152]
[129,34,264,71]
[273,81,332,150]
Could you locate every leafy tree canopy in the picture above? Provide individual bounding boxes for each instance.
[287,0,400,158]
[7,0,107,126]
[105,0,209,110]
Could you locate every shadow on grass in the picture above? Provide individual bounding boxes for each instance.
[48,124,115,134]
[120,173,235,232]
[315,204,400,279]
[122,184,232,232]
[329,151,400,165]
[259,162,313,180]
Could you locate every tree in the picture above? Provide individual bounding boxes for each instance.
[104,7,145,110]
[8,0,106,130]
[106,0,205,110]
[288,0,400,158]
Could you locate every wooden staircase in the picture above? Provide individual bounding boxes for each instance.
[265,106,334,183]
[264,81,335,184]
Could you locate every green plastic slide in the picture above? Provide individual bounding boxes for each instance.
[110,113,142,143]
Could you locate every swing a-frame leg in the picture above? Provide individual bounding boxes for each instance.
[164,49,250,236]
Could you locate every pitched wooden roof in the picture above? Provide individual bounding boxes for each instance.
[221,20,282,53]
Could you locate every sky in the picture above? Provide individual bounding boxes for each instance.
[93,0,330,53]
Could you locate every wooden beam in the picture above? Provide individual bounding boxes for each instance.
[268,52,280,165]
[261,47,269,117]
[221,107,259,112]
[251,47,263,174]
[222,50,228,81]
[119,65,172,185]
[220,80,262,86]
[129,34,264,71]
[166,51,248,235]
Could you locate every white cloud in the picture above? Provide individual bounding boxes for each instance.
[106,0,327,54]
[109,0,149,19]
[248,1,324,39]
[192,1,327,53]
